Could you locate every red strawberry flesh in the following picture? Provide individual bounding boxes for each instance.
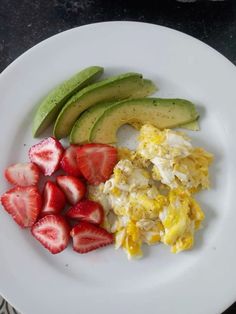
[77,144,117,185]
[29,137,64,176]
[56,175,86,205]
[5,162,40,186]
[41,181,66,216]
[1,186,42,228]
[66,200,104,225]
[70,221,113,253]
[31,214,70,254]
[60,145,81,176]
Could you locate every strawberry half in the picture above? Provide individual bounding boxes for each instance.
[5,162,40,186]
[60,145,81,176]
[1,186,42,228]
[29,137,64,176]
[31,214,70,254]
[77,144,118,185]
[56,175,86,205]
[66,200,104,225]
[70,221,113,253]
[40,181,66,216]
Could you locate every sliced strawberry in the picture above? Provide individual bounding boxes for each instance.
[31,214,70,254]
[40,181,66,216]
[70,221,113,253]
[1,186,42,228]
[77,144,118,185]
[60,145,81,176]
[66,200,104,225]
[29,137,64,176]
[56,175,86,205]
[5,162,40,187]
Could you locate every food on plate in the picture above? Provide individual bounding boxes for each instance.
[1,186,42,228]
[32,66,104,137]
[70,101,115,144]
[31,67,199,144]
[1,67,214,260]
[56,175,86,205]
[64,93,200,145]
[76,143,118,185]
[53,73,156,139]
[40,181,66,216]
[31,214,70,254]
[5,162,40,186]
[1,122,212,258]
[71,98,199,145]
[158,189,204,253]
[70,79,157,144]
[181,119,200,131]
[70,221,113,253]
[89,124,213,259]
[1,137,113,254]
[29,136,64,176]
[137,124,213,191]
[60,145,82,176]
[90,98,199,144]
[66,200,104,225]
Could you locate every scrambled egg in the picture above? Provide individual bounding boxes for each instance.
[159,189,204,253]
[89,124,213,260]
[138,124,213,191]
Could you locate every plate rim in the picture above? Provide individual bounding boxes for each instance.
[0,21,236,314]
[1,21,235,79]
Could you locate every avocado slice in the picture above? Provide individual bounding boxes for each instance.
[69,79,156,144]
[70,101,115,144]
[53,73,157,139]
[32,66,104,137]
[90,98,199,144]
[180,119,200,131]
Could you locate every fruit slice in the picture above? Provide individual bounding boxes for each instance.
[29,137,64,176]
[180,119,200,131]
[31,214,70,254]
[90,98,199,143]
[1,186,42,228]
[41,181,66,216]
[70,221,113,253]
[53,73,156,139]
[56,175,86,205]
[60,145,81,176]
[32,66,104,137]
[76,144,118,185]
[5,162,40,186]
[70,101,114,144]
[66,200,104,225]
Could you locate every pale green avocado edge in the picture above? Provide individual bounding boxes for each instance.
[32,65,104,137]
[69,101,115,144]
[90,98,199,143]
[53,72,156,139]
[68,79,157,143]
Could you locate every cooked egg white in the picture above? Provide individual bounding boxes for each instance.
[88,124,213,260]
[159,188,204,253]
[89,159,165,259]
[138,124,213,191]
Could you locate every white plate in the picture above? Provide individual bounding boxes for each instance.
[0,21,236,314]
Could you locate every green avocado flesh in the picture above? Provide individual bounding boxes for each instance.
[90,98,199,144]
[53,73,157,139]
[32,66,104,137]
[180,119,200,131]
[69,102,115,144]
[69,79,156,144]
